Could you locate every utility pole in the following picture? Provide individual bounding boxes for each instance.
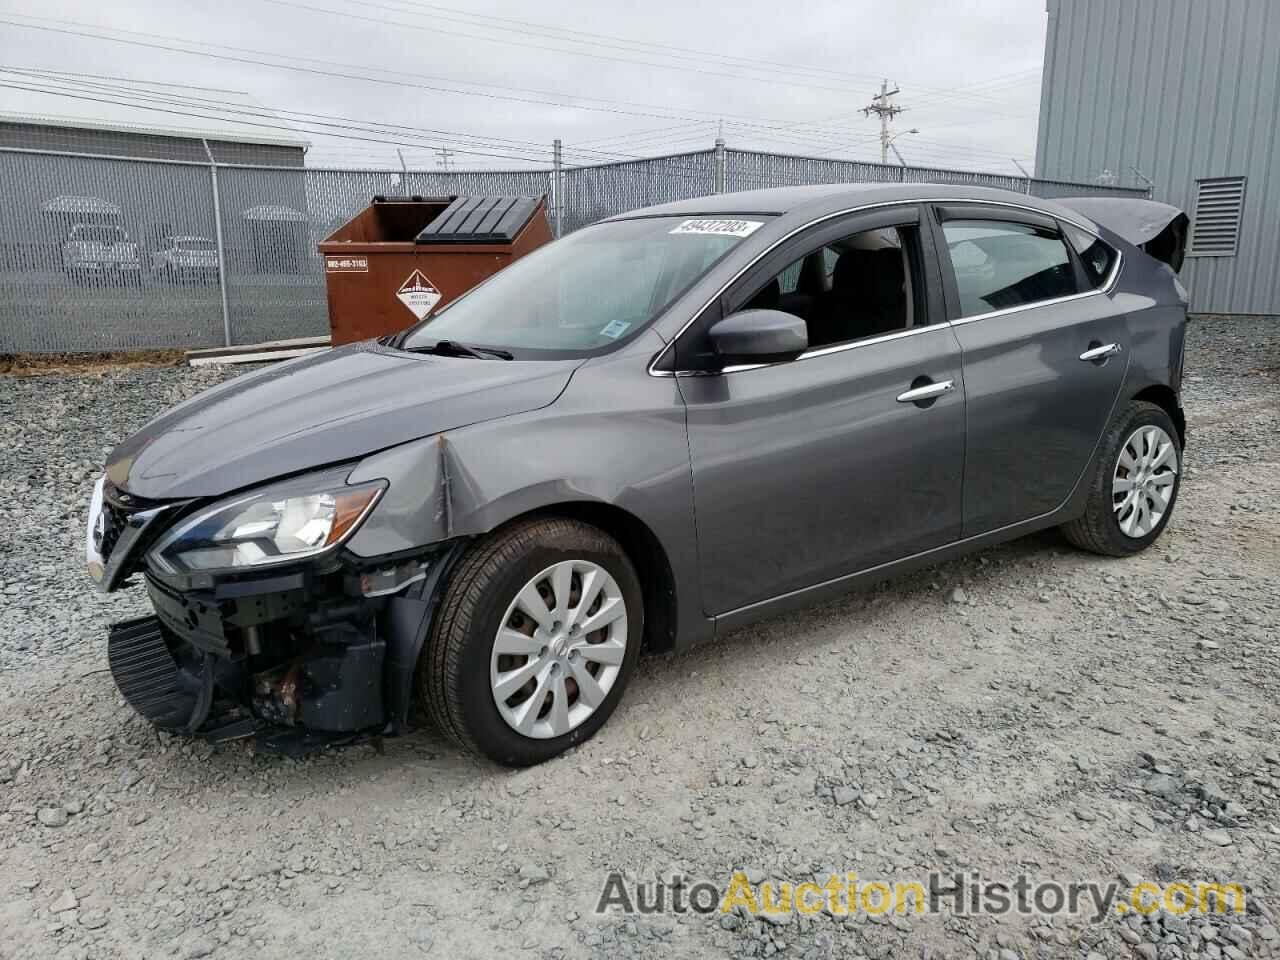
[434,147,456,171]
[862,79,905,166]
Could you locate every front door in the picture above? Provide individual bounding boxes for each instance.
[930,205,1129,535]
[675,207,966,616]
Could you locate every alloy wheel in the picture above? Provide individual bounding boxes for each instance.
[1113,424,1178,538]
[489,560,628,739]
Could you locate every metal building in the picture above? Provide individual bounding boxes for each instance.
[0,115,307,167]
[1035,0,1280,315]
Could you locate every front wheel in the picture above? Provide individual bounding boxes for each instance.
[418,517,643,766]
[1061,400,1182,556]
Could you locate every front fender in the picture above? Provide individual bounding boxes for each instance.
[344,345,710,648]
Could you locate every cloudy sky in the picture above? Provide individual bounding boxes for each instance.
[0,0,1047,173]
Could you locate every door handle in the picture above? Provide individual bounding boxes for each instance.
[1079,342,1122,362]
[896,379,955,404]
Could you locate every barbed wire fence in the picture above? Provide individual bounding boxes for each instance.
[0,144,1146,353]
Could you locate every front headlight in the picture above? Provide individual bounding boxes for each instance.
[149,472,385,575]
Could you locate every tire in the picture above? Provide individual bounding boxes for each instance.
[418,517,644,766]
[1061,400,1182,556]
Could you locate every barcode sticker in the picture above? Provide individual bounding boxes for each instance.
[669,218,764,238]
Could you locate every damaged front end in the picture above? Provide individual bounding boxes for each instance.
[88,469,462,757]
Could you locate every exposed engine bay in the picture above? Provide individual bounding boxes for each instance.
[94,477,464,756]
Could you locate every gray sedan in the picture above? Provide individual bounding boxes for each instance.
[87,183,1188,766]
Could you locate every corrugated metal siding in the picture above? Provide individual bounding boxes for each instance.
[0,122,305,167]
[1036,0,1280,315]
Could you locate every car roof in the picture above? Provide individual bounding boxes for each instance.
[604,182,1100,231]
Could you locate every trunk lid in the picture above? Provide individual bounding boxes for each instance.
[1056,197,1189,272]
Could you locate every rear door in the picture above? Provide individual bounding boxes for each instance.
[930,204,1129,536]
[675,205,967,615]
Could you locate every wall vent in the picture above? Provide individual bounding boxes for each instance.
[1188,176,1246,257]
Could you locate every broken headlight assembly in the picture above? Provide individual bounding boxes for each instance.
[148,473,386,575]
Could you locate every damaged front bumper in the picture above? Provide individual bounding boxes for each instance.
[89,476,463,756]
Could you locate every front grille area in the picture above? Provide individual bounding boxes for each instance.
[99,483,168,565]
[92,483,181,591]
[100,501,128,561]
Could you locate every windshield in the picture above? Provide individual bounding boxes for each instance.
[72,226,126,243]
[400,215,769,358]
[178,239,216,251]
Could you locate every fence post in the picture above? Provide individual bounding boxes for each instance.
[202,140,233,347]
[1011,158,1034,195]
[552,139,564,237]
[714,137,726,193]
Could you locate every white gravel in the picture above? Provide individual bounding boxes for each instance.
[1,315,1278,960]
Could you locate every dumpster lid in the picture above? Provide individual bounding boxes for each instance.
[415,195,542,244]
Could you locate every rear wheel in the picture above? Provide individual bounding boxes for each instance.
[1061,400,1182,556]
[418,517,643,766]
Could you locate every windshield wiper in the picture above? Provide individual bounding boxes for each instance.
[405,339,513,360]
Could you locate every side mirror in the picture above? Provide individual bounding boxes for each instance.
[707,309,808,368]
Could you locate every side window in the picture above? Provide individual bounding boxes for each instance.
[735,224,926,351]
[821,247,839,279]
[1062,223,1118,288]
[776,260,803,294]
[941,219,1079,318]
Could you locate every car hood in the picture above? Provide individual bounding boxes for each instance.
[106,342,577,499]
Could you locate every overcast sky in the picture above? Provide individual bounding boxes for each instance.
[0,0,1047,174]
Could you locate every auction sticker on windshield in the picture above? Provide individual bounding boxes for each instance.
[397,270,443,320]
[669,218,764,238]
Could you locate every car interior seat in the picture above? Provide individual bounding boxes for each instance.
[807,249,907,347]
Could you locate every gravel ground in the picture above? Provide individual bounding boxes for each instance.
[1,315,1278,960]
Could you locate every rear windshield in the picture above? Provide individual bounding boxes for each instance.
[399,215,770,359]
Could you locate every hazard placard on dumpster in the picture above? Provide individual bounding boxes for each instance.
[397,270,442,320]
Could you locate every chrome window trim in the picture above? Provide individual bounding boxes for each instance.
[714,323,953,376]
[947,261,1121,327]
[648,196,1120,378]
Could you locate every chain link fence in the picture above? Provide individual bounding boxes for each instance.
[0,145,1145,353]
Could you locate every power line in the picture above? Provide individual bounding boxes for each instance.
[0,78,560,165]
[722,124,1034,175]
[0,15,764,127]
[10,69,751,169]
[576,121,712,148]
[0,14,883,140]
[308,0,1045,109]
[269,0,1043,125]
[0,15,1006,171]
[0,77,751,187]
[0,14,1042,160]
[267,0,868,97]
[0,32,1039,176]
[2,67,611,160]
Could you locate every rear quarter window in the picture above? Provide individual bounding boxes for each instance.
[1062,223,1119,289]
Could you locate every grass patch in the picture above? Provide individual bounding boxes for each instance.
[0,350,187,377]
